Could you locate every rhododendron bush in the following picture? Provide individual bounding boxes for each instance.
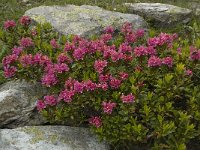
[1,16,200,149]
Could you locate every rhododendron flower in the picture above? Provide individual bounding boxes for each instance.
[41,73,58,87]
[36,100,46,111]
[134,46,148,57]
[136,29,145,38]
[119,72,129,80]
[148,56,162,67]
[84,80,97,91]
[44,95,57,106]
[2,54,18,67]
[3,66,17,78]
[74,81,84,93]
[33,53,42,64]
[177,47,182,54]
[58,89,75,103]
[12,47,23,56]
[19,16,31,26]
[4,20,16,30]
[54,63,69,73]
[100,34,112,42]
[73,48,86,60]
[39,55,52,66]
[104,26,114,34]
[119,43,132,53]
[64,42,75,51]
[97,83,108,91]
[162,57,173,67]
[147,46,157,56]
[102,101,116,114]
[50,39,59,49]
[65,77,75,90]
[190,46,200,60]
[109,77,121,89]
[185,69,193,76]
[110,51,123,62]
[57,53,72,64]
[20,37,34,48]
[94,60,108,74]
[19,54,33,67]
[121,93,135,103]
[121,22,132,34]
[99,74,109,83]
[125,32,137,43]
[89,116,102,128]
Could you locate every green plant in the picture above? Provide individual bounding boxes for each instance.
[1,16,200,149]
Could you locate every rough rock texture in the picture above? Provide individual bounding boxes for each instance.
[25,5,147,37]
[0,80,47,128]
[125,3,192,27]
[0,126,109,150]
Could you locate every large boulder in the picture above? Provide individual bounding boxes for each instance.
[0,80,47,128]
[25,5,148,37]
[124,3,192,27]
[0,126,109,150]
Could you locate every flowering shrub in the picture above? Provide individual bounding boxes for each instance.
[1,17,200,149]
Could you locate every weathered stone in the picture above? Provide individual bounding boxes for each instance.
[0,126,109,150]
[0,80,47,128]
[25,5,148,37]
[125,3,192,27]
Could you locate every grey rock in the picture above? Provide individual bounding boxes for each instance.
[25,5,148,37]
[125,3,192,27]
[0,80,47,128]
[0,126,109,150]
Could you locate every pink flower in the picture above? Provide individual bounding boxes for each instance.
[31,28,37,36]
[64,42,75,51]
[110,51,123,62]
[74,81,84,93]
[185,69,193,76]
[58,89,75,103]
[44,95,57,106]
[147,46,157,56]
[57,53,72,64]
[84,80,97,91]
[102,101,116,114]
[50,39,59,49]
[2,54,18,67]
[134,46,148,57]
[190,46,200,61]
[65,77,75,90]
[98,83,108,91]
[4,20,16,30]
[19,54,33,67]
[36,100,46,111]
[12,47,23,56]
[3,66,17,78]
[104,26,114,34]
[121,22,132,34]
[89,116,102,128]
[119,43,132,53]
[99,74,109,83]
[121,93,135,103]
[148,56,162,67]
[162,57,173,67]
[41,73,58,87]
[100,34,112,42]
[94,60,108,74]
[125,32,137,43]
[54,63,69,73]
[39,55,52,66]
[109,77,121,89]
[19,16,31,26]
[177,47,182,54]
[33,53,42,64]
[119,72,129,80]
[20,37,34,48]
[136,29,145,38]
[73,48,86,60]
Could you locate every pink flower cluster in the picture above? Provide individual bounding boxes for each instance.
[4,20,16,30]
[148,56,173,68]
[190,46,200,61]
[121,93,135,103]
[50,39,59,49]
[94,60,108,74]
[102,101,116,114]
[19,16,31,26]
[89,116,102,128]
[20,37,34,48]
